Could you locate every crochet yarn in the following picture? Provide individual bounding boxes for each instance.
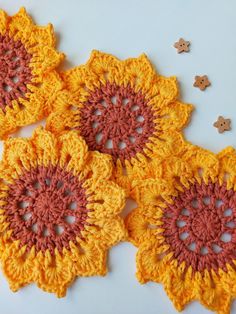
[126,145,236,314]
[79,82,155,163]
[162,181,236,273]
[6,165,88,254]
[46,50,193,194]
[0,7,64,138]
[0,127,126,297]
[1,8,235,313]
[0,33,32,110]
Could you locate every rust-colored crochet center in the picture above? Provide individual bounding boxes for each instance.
[4,165,88,254]
[162,181,236,272]
[79,82,155,163]
[0,33,32,111]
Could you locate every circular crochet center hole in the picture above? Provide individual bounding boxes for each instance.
[79,82,155,164]
[4,165,89,254]
[162,181,236,273]
[0,33,33,111]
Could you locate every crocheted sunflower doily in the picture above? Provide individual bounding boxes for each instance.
[46,50,193,195]
[0,127,126,297]
[0,7,64,138]
[126,144,236,314]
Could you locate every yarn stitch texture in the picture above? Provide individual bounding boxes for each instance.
[0,7,64,138]
[46,50,193,195]
[0,127,126,297]
[126,144,236,314]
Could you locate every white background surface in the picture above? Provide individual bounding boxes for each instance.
[1,0,236,313]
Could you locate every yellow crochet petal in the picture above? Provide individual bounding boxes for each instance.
[8,7,33,36]
[36,250,74,297]
[0,9,7,34]
[81,151,113,183]
[1,88,44,137]
[136,238,171,283]
[111,159,133,196]
[31,127,59,166]
[217,146,236,189]
[1,242,36,292]
[46,90,71,114]
[86,50,121,85]
[129,157,163,184]
[195,271,231,314]
[132,178,175,208]
[122,53,157,93]
[157,101,193,131]
[46,110,79,135]
[3,137,36,174]
[219,266,236,311]
[30,46,64,80]
[125,208,160,246]
[87,180,125,218]
[153,76,179,107]
[70,240,107,277]
[6,91,43,125]
[163,265,195,311]
[85,217,126,248]
[30,24,56,46]
[0,117,18,140]
[58,131,88,174]
[180,145,219,185]
[62,66,99,100]
[33,71,64,115]
[143,132,187,164]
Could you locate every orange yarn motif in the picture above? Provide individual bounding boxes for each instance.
[126,145,236,314]
[0,127,126,297]
[0,7,64,138]
[46,50,193,195]
[1,8,235,313]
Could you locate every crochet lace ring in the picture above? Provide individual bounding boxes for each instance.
[162,181,236,272]
[0,33,32,111]
[79,82,155,164]
[5,165,88,254]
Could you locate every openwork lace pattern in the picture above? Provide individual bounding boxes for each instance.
[126,145,236,314]
[0,7,64,138]
[0,127,126,297]
[46,50,193,195]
